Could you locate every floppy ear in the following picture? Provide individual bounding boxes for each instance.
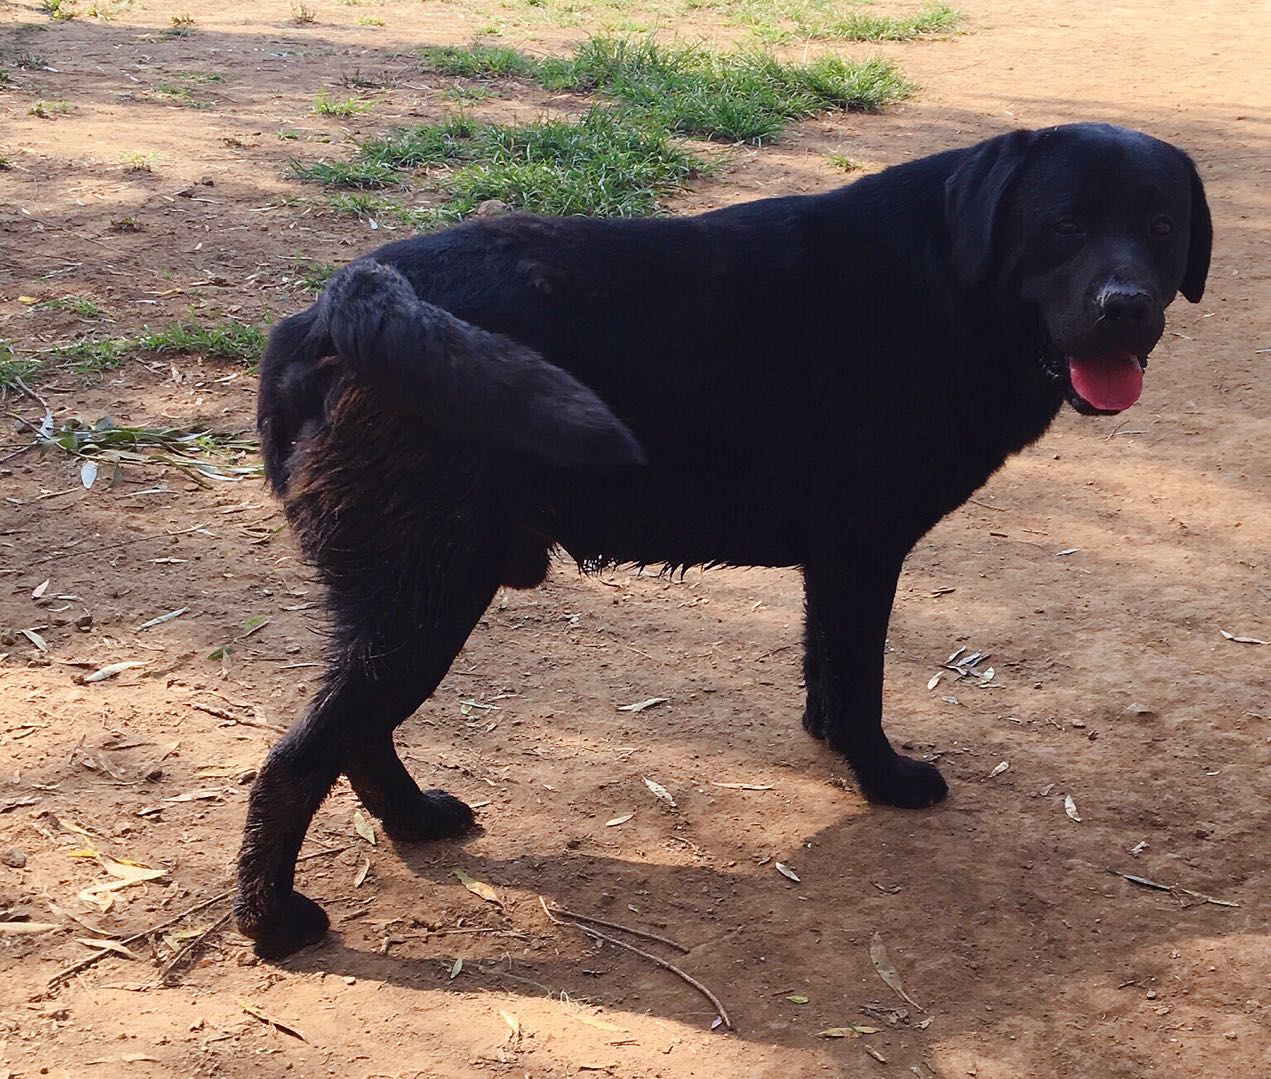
[1179,156,1212,303]
[945,129,1038,288]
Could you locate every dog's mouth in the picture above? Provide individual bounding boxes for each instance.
[1041,346,1148,415]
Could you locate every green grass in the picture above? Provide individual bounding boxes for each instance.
[420,37,912,142]
[304,108,701,223]
[680,0,961,43]
[314,90,374,116]
[138,320,268,364]
[356,15,385,27]
[0,341,40,392]
[35,295,107,318]
[156,83,207,108]
[42,318,267,377]
[29,99,72,118]
[291,259,337,292]
[41,0,78,21]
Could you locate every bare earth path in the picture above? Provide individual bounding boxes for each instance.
[0,1,1267,1076]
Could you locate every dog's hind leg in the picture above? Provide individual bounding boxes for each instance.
[235,404,505,957]
[802,550,948,809]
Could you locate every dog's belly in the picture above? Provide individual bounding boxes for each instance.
[544,474,809,571]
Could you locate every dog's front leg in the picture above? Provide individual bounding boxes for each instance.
[801,554,948,808]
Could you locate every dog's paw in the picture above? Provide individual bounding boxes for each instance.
[856,753,948,808]
[382,788,478,843]
[235,890,330,959]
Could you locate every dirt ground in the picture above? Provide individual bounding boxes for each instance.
[1,0,1268,1076]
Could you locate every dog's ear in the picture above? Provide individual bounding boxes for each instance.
[945,129,1038,289]
[1179,155,1212,303]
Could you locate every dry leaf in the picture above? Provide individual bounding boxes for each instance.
[353,810,376,846]
[76,937,141,960]
[863,1045,888,1063]
[353,856,370,888]
[21,628,49,652]
[449,957,463,980]
[710,782,774,791]
[578,1064,618,1072]
[239,1000,307,1042]
[870,932,923,1011]
[642,776,676,808]
[32,579,50,599]
[78,855,167,912]
[0,921,61,935]
[618,697,669,713]
[137,608,187,631]
[819,1027,863,1039]
[605,813,634,827]
[775,862,800,883]
[1219,629,1266,645]
[926,673,941,690]
[1057,547,1081,556]
[83,661,144,683]
[500,1010,521,1040]
[567,1011,628,1034]
[80,460,98,489]
[787,994,809,1004]
[989,761,1009,778]
[1064,794,1082,822]
[453,867,502,907]
[163,789,222,803]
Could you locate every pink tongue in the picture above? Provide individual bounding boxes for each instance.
[1068,353,1144,411]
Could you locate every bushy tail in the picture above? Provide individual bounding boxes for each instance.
[258,258,645,492]
[313,258,645,464]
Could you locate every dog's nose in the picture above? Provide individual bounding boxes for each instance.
[1098,287,1154,323]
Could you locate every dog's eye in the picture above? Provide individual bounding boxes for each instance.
[1051,218,1083,236]
[1150,216,1173,236]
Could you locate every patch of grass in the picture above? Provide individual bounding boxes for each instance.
[276,128,302,140]
[29,99,72,118]
[45,318,267,377]
[320,109,701,222]
[814,2,962,42]
[291,1,317,23]
[421,37,911,142]
[356,15,384,27]
[41,0,78,21]
[291,259,337,292]
[167,12,195,36]
[290,157,402,189]
[0,69,10,88]
[51,335,131,374]
[138,320,267,364]
[0,341,40,392]
[826,152,861,172]
[35,295,107,318]
[0,156,11,170]
[175,70,227,83]
[156,82,208,108]
[313,90,374,116]
[120,150,161,172]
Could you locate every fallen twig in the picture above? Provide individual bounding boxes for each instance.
[159,910,233,985]
[45,844,352,990]
[1110,869,1241,908]
[547,903,690,953]
[540,897,731,1030]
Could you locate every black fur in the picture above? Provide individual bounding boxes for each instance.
[235,123,1211,956]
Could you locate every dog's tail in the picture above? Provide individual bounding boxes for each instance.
[258,259,646,493]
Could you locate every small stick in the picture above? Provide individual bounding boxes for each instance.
[46,845,352,989]
[547,904,689,954]
[540,897,731,1030]
[159,910,232,984]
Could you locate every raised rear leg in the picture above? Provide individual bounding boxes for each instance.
[802,546,947,808]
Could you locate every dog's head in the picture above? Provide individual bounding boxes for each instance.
[946,123,1212,414]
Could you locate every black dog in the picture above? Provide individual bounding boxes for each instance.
[237,123,1210,957]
